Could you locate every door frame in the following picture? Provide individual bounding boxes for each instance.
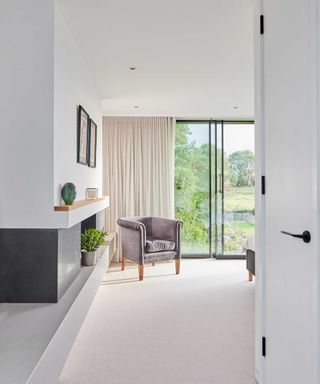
[254,0,265,382]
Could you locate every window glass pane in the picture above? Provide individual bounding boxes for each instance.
[175,122,210,256]
[223,123,255,255]
[215,122,224,255]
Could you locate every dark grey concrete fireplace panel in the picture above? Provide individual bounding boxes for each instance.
[81,211,105,233]
[0,224,81,303]
[58,224,81,300]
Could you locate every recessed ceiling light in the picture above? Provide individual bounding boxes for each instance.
[134,106,139,109]
[129,66,136,71]
[234,106,239,109]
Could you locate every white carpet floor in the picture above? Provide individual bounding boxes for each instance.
[58,259,255,384]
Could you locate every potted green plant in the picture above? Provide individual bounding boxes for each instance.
[81,228,108,266]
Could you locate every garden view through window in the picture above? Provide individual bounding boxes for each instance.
[175,121,255,257]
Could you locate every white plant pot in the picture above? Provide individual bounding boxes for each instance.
[96,247,101,260]
[82,250,97,266]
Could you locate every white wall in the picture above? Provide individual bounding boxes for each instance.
[0,0,55,228]
[54,4,102,206]
[0,1,102,228]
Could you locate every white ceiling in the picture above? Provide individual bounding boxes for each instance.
[58,0,254,118]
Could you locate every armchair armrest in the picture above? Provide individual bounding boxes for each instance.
[117,218,146,236]
[117,218,147,264]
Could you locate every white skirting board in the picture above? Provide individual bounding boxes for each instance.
[0,246,109,384]
[255,368,260,383]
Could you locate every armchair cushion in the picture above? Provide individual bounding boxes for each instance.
[145,238,175,253]
[144,251,177,263]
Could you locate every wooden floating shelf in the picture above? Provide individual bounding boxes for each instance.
[54,197,108,212]
[54,196,109,228]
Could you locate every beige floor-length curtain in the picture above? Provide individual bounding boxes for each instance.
[103,116,176,262]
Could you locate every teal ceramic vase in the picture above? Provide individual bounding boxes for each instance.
[61,183,77,205]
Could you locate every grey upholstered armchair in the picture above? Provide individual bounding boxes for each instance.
[117,216,183,281]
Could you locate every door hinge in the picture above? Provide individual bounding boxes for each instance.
[260,15,264,35]
[262,337,266,357]
[261,176,266,195]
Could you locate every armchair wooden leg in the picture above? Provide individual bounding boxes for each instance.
[121,256,126,271]
[138,264,144,281]
[175,259,180,275]
[248,271,253,281]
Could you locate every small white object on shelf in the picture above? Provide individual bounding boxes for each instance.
[86,188,98,199]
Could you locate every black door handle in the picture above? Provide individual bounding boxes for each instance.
[281,230,311,243]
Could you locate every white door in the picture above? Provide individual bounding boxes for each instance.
[259,0,319,383]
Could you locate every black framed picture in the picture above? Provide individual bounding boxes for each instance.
[88,119,97,168]
[77,105,89,165]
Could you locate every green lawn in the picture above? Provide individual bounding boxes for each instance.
[224,220,255,253]
[224,186,255,213]
[224,187,255,252]
[231,221,255,230]
[177,186,255,254]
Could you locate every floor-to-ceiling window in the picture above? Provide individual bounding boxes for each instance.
[174,120,255,258]
[175,122,210,256]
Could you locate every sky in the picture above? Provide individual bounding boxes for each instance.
[187,123,255,155]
